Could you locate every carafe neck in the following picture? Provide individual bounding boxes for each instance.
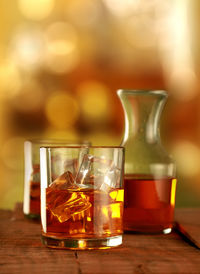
[117,90,168,144]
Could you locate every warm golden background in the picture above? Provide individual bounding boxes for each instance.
[0,0,200,209]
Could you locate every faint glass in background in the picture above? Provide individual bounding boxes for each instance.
[24,140,90,218]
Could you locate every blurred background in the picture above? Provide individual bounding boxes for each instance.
[0,0,200,209]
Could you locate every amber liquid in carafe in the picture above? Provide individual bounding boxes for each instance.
[123,175,177,233]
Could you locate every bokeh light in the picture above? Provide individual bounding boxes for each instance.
[10,26,45,70]
[121,17,156,49]
[169,68,198,101]
[11,80,44,113]
[77,81,111,122]
[158,0,198,101]
[65,0,101,27]
[44,22,79,74]
[0,58,21,98]
[45,91,80,129]
[117,0,172,49]
[102,0,139,17]
[43,127,79,142]
[18,0,55,21]
[1,137,25,170]
[172,141,200,177]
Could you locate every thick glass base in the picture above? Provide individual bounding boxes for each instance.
[41,235,122,250]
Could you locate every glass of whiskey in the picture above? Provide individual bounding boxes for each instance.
[40,146,124,249]
[23,140,90,219]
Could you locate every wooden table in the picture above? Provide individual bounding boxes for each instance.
[0,204,199,274]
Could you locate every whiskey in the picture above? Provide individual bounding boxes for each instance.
[124,175,177,233]
[43,187,124,239]
[29,181,40,216]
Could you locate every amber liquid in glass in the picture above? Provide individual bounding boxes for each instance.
[124,175,177,233]
[29,181,40,215]
[43,187,124,238]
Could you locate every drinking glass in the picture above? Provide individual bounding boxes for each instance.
[40,146,124,249]
[23,140,90,218]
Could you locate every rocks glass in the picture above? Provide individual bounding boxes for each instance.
[40,146,124,249]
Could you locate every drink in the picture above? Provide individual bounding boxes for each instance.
[124,174,177,233]
[40,146,124,249]
[43,187,124,239]
[29,181,40,216]
[23,162,41,218]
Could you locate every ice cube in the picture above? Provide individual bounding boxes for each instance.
[46,189,91,223]
[49,171,77,190]
[75,154,110,189]
[101,165,121,190]
[46,168,93,223]
[75,154,122,192]
[91,194,123,235]
[75,154,95,189]
[100,201,123,232]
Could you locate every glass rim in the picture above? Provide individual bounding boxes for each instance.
[25,139,91,145]
[117,89,168,97]
[40,145,124,149]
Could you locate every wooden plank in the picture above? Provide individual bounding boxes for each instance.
[76,233,200,274]
[0,205,200,274]
[0,204,79,274]
[175,208,200,249]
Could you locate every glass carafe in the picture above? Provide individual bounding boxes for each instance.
[117,90,176,234]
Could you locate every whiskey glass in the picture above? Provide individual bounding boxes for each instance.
[40,146,124,249]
